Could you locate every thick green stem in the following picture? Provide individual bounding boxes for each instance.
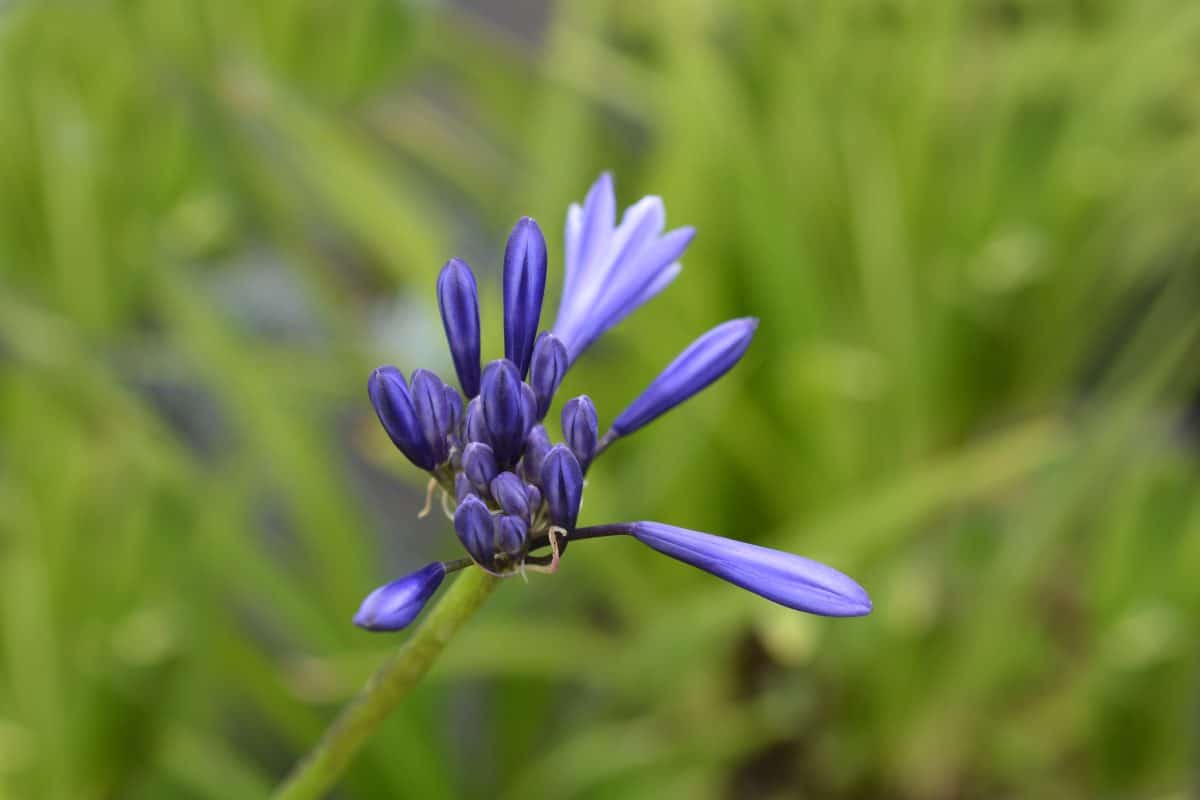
[273,568,500,800]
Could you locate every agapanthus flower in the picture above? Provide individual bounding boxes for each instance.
[357,173,872,631]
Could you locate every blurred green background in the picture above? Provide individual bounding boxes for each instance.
[2,0,1199,797]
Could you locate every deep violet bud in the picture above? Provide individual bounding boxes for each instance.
[368,366,437,471]
[522,424,551,484]
[490,471,531,521]
[482,359,526,465]
[611,318,758,438]
[437,258,482,397]
[561,396,599,471]
[541,444,584,531]
[502,217,548,378]
[454,495,495,568]
[462,442,499,494]
[494,514,528,561]
[410,369,452,465]
[353,562,447,631]
[529,332,568,419]
[631,523,872,617]
[444,385,463,430]
[465,397,490,446]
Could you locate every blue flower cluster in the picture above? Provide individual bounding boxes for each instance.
[354,174,871,632]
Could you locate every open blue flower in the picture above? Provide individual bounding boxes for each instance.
[357,174,871,631]
[552,173,695,365]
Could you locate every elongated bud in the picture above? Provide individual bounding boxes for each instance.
[462,442,499,494]
[454,495,496,568]
[368,366,437,471]
[411,369,452,465]
[522,424,551,484]
[437,258,482,397]
[482,359,526,465]
[561,396,598,471]
[612,318,757,438]
[631,522,872,617]
[490,471,530,521]
[541,444,583,531]
[353,562,447,631]
[495,514,528,561]
[502,217,547,378]
[529,332,568,419]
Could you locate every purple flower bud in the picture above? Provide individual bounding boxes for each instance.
[454,495,495,568]
[529,332,568,419]
[437,258,482,397]
[490,471,531,521]
[541,444,583,531]
[481,359,526,465]
[502,217,547,378]
[353,562,447,631]
[444,385,463,430]
[521,424,551,484]
[495,514,528,561]
[612,318,757,438]
[462,442,499,494]
[524,483,542,513]
[368,366,437,471]
[455,472,475,503]
[631,522,872,617]
[465,397,490,446]
[521,383,537,432]
[410,369,452,465]
[561,396,598,471]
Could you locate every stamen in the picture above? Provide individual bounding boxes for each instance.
[440,488,455,521]
[524,527,565,575]
[417,477,438,519]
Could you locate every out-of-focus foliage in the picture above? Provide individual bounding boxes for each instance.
[1,0,1198,797]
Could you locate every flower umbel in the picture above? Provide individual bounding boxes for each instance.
[356,173,872,631]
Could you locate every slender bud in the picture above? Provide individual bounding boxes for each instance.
[368,366,437,471]
[481,359,526,465]
[561,396,598,471]
[353,562,446,631]
[529,332,568,419]
[462,442,499,494]
[437,258,482,397]
[502,217,547,378]
[612,318,757,438]
[454,495,495,568]
[490,471,531,521]
[411,369,452,465]
[541,444,583,531]
[631,522,873,617]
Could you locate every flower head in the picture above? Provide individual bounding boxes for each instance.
[357,174,871,632]
[553,173,695,365]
